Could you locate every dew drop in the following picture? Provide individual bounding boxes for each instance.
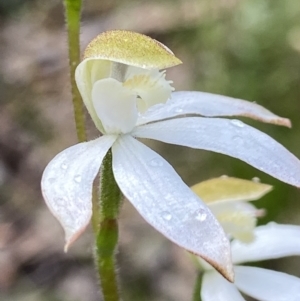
[48,178,55,184]
[61,163,68,170]
[230,119,245,128]
[175,108,183,113]
[252,177,261,183]
[149,158,163,167]
[195,209,207,222]
[164,193,173,201]
[74,175,82,183]
[220,175,228,179]
[55,197,65,205]
[162,211,172,221]
[222,236,229,243]
[233,135,244,144]
[267,221,277,228]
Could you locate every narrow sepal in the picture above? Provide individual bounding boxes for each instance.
[41,135,116,250]
[231,223,300,264]
[133,117,300,187]
[137,91,291,127]
[112,135,234,281]
[235,266,300,301]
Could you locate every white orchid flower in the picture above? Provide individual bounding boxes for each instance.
[200,223,300,301]
[41,30,300,280]
[191,177,271,242]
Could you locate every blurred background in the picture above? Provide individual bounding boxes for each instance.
[0,0,300,300]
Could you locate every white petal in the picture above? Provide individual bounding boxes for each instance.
[132,117,300,187]
[235,266,300,301]
[112,135,233,280]
[92,78,138,134]
[202,271,246,301]
[41,135,117,250]
[137,91,291,127]
[231,223,300,264]
[75,59,111,132]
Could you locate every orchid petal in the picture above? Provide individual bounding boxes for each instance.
[191,177,269,242]
[208,201,258,243]
[137,91,291,127]
[112,135,233,281]
[133,117,300,187]
[75,59,111,132]
[191,177,272,204]
[202,271,246,301]
[92,78,138,134]
[235,266,300,301]
[41,135,117,250]
[231,223,300,264]
[124,67,173,113]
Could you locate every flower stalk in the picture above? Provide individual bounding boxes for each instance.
[64,2,120,299]
[192,272,203,301]
[63,0,87,142]
[95,150,122,301]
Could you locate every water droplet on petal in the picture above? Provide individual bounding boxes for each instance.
[164,193,173,202]
[54,197,65,206]
[233,135,244,144]
[230,119,245,128]
[175,108,183,113]
[149,158,163,167]
[267,221,277,228]
[162,211,172,221]
[195,209,207,222]
[222,236,229,244]
[48,178,55,184]
[61,163,68,170]
[252,177,261,183]
[74,175,82,183]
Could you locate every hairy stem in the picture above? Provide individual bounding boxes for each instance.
[95,150,122,301]
[63,0,87,142]
[64,1,120,299]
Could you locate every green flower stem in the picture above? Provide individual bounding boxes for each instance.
[192,272,203,301]
[95,150,122,301]
[63,0,87,142]
[92,188,100,234]
[64,1,120,299]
